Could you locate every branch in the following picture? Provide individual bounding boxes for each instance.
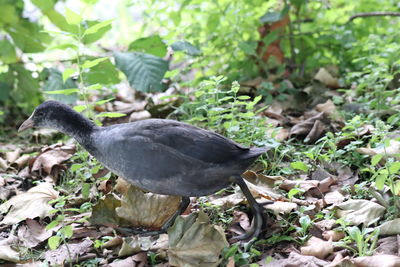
[349,11,400,22]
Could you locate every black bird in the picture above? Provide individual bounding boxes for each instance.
[19,100,268,240]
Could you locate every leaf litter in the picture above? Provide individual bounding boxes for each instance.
[2,85,400,266]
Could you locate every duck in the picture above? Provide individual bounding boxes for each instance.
[19,100,268,240]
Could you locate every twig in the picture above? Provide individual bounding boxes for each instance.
[349,11,400,22]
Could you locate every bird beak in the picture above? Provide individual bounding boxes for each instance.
[18,113,35,132]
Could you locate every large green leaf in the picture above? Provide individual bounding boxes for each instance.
[128,35,167,57]
[114,52,169,92]
[82,20,112,44]
[9,64,42,112]
[170,41,201,56]
[0,39,17,64]
[40,68,78,105]
[7,19,51,53]
[84,59,120,85]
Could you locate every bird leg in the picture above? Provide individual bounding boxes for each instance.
[116,196,190,236]
[230,176,265,242]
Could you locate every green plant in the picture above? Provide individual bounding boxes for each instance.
[222,243,262,266]
[336,221,379,257]
[172,76,273,147]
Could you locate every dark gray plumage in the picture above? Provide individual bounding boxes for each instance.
[19,100,268,240]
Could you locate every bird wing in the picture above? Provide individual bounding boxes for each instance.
[117,119,251,164]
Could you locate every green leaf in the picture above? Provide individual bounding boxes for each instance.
[290,161,309,172]
[96,98,114,105]
[81,57,108,69]
[83,59,120,85]
[45,220,59,230]
[259,11,282,23]
[96,112,126,118]
[0,39,17,64]
[82,20,112,44]
[83,19,113,36]
[128,35,167,57]
[65,8,82,25]
[48,236,61,250]
[73,105,87,112]
[62,68,75,82]
[371,154,383,166]
[375,174,387,190]
[87,84,103,91]
[171,41,201,56]
[0,4,19,25]
[114,52,169,92]
[389,162,400,174]
[48,43,78,50]
[44,88,80,95]
[60,225,73,238]
[40,68,78,105]
[7,19,51,53]
[82,183,91,198]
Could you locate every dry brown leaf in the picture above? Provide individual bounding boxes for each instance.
[265,201,297,215]
[0,245,20,263]
[316,100,337,116]
[210,193,245,208]
[17,219,53,248]
[44,239,93,266]
[375,236,399,256]
[324,191,345,205]
[12,154,30,169]
[352,254,400,267]
[315,219,337,231]
[301,236,333,259]
[335,200,386,226]
[6,148,21,164]
[290,112,327,143]
[107,252,147,267]
[314,68,339,88]
[377,218,400,236]
[90,193,125,227]
[280,180,319,192]
[129,110,151,122]
[168,212,228,267]
[114,177,130,194]
[116,185,181,229]
[263,251,329,267]
[31,146,74,174]
[0,182,58,225]
[118,236,153,257]
[322,230,345,241]
[0,157,8,170]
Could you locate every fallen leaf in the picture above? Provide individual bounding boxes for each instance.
[90,193,124,227]
[0,157,8,170]
[265,201,297,215]
[336,200,385,226]
[316,100,337,116]
[301,236,333,259]
[0,183,59,225]
[129,110,151,122]
[322,230,345,241]
[12,154,30,169]
[107,252,147,267]
[290,112,327,143]
[314,68,339,88]
[352,254,400,267]
[6,148,21,164]
[377,218,400,236]
[263,251,328,266]
[168,212,228,267]
[31,144,75,175]
[375,236,399,256]
[118,236,153,257]
[116,186,181,229]
[17,219,53,248]
[44,239,93,266]
[324,191,345,205]
[0,245,20,263]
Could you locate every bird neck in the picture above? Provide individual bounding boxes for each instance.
[54,110,97,147]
